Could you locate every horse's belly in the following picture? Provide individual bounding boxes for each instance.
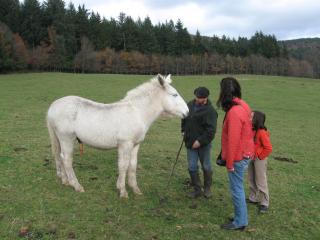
[83,139,117,150]
[75,125,118,149]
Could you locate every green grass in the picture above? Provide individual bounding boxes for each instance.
[0,73,319,239]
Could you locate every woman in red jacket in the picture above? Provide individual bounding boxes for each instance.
[248,111,272,213]
[217,77,254,231]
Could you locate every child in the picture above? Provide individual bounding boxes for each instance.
[248,111,272,213]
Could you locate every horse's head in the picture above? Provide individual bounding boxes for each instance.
[156,74,189,118]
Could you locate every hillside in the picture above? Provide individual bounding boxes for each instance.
[282,38,320,77]
[283,38,320,58]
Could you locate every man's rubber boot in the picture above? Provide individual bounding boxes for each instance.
[187,171,202,198]
[203,170,213,198]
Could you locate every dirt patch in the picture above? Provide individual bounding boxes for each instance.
[150,207,162,217]
[189,203,198,209]
[14,147,28,152]
[159,196,168,205]
[43,158,50,166]
[273,156,298,164]
[68,232,76,239]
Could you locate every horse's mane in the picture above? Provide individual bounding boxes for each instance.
[122,76,160,101]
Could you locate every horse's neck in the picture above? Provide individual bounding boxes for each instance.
[132,96,163,129]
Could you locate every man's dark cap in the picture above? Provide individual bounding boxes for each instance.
[194,87,210,98]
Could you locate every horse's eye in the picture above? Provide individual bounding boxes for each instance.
[172,94,178,97]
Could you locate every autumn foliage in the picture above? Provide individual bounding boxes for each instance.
[0,0,317,77]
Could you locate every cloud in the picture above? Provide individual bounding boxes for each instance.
[61,0,320,40]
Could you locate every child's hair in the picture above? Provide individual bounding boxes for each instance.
[252,111,267,131]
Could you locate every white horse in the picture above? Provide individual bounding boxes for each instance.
[47,74,189,198]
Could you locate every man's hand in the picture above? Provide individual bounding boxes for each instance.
[227,168,235,172]
[192,140,201,149]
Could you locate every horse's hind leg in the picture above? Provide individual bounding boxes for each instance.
[54,151,68,185]
[128,144,142,195]
[60,138,84,192]
[117,142,133,198]
[48,125,68,185]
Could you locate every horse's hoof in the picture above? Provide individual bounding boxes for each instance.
[75,186,85,192]
[133,188,143,195]
[120,191,128,198]
[62,180,69,185]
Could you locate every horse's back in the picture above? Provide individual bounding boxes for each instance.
[48,95,79,116]
[47,96,85,131]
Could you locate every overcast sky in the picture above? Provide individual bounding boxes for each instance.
[60,0,320,40]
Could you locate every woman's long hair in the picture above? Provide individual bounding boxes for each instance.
[252,111,267,131]
[216,77,242,112]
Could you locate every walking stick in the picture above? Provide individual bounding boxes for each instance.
[166,137,185,189]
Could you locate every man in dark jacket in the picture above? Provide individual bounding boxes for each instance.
[181,87,218,198]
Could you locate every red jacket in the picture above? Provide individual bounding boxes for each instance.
[221,98,254,170]
[254,129,272,160]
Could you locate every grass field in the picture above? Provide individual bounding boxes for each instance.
[0,73,319,239]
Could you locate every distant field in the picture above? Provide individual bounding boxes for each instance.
[0,73,319,239]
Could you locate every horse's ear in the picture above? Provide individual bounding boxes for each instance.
[165,74,172,84]
[157,74,165,87]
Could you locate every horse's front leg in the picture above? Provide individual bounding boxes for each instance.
[128,144,142,195]
[116,142,133,198]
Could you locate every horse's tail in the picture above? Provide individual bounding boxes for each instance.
[46,117,61,162]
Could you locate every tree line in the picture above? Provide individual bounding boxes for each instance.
[0,0,316,78]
